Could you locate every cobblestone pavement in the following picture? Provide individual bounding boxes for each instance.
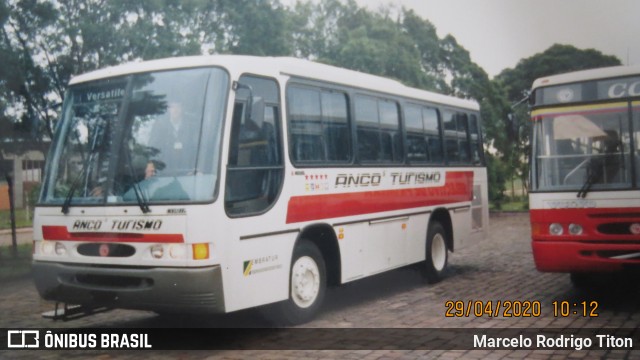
[1,212,640,359]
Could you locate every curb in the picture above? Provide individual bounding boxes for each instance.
[489,211,529,217]
[0,228,32,235]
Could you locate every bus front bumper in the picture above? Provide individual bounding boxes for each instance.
[532,239,640,273]
[32,261,225,314]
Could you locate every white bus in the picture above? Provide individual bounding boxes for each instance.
[529,64,640,285]
[33,56,488,324]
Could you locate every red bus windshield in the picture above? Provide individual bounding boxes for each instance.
[531,102,640,194]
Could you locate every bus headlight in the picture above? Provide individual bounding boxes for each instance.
[54,242,67,256]
[150,244,164,259]
[42,241,55,255]
[549,223,564,236]
[568,223,583,235]
[630,223,640,235]
[169,244,186,259]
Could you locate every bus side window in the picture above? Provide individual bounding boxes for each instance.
[405,105,428,162]
[288,86,351,164]
[405,105,443,164]
[321,91,351,162]
[289,86,324,162]
[443,110,473,165]
[424,107,443,163]
[225,76,283,216]
[355,96,402,163]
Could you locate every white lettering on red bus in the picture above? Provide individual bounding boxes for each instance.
[608,81,640,98]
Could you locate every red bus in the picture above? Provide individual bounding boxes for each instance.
[529,65,640,285]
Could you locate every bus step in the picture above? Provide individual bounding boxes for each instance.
[41,302,112,321]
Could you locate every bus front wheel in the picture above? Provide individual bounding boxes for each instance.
[274,240,327,325]
[423,221,448,284]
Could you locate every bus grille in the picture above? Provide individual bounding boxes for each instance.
[597,223,640,235]
[77,243,136,257]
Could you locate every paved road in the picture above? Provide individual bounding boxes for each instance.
[1,213,640,359]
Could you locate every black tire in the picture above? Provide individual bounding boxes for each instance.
[272,240,327,325]
[423,221,448,284]
[569,273,591,289]
[570,272,596,289]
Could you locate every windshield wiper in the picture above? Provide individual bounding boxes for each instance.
[123,149,151,214]
[61,163,87,214]
[133,182,151,213]
[61,121,106,214]
[577,159,603,198]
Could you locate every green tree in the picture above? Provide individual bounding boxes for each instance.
[288,0,435,89]
[485,152,508,204]
[1,0,57,139]
[214,0,292,55]
[401,10,447,92]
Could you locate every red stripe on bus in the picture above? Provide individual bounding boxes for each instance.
[42,226,184,243]
[286,171,474,224]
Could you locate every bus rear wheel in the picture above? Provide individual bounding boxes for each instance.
[423,221,448,284]
[273,240,326,325]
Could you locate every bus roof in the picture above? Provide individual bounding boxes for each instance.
[532,63,640,90]
[69,55,479,111]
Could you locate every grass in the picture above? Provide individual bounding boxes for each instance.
[504,177,527,198]
[0,244,32,281]
[0,208,33,230]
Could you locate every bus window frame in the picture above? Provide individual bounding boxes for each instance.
[286,82,354,166]
[353,93,404,165]
[403,101,446,166]
[284,78,484,169]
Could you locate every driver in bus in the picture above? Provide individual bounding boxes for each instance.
[148,100,196,175]
[90,101,193,198]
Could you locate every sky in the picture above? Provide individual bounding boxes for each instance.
[281,0,640,78]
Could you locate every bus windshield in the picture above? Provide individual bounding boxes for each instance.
[531,102,634,193]
[41,67,229,208]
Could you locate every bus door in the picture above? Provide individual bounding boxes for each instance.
[224,75,288,310]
